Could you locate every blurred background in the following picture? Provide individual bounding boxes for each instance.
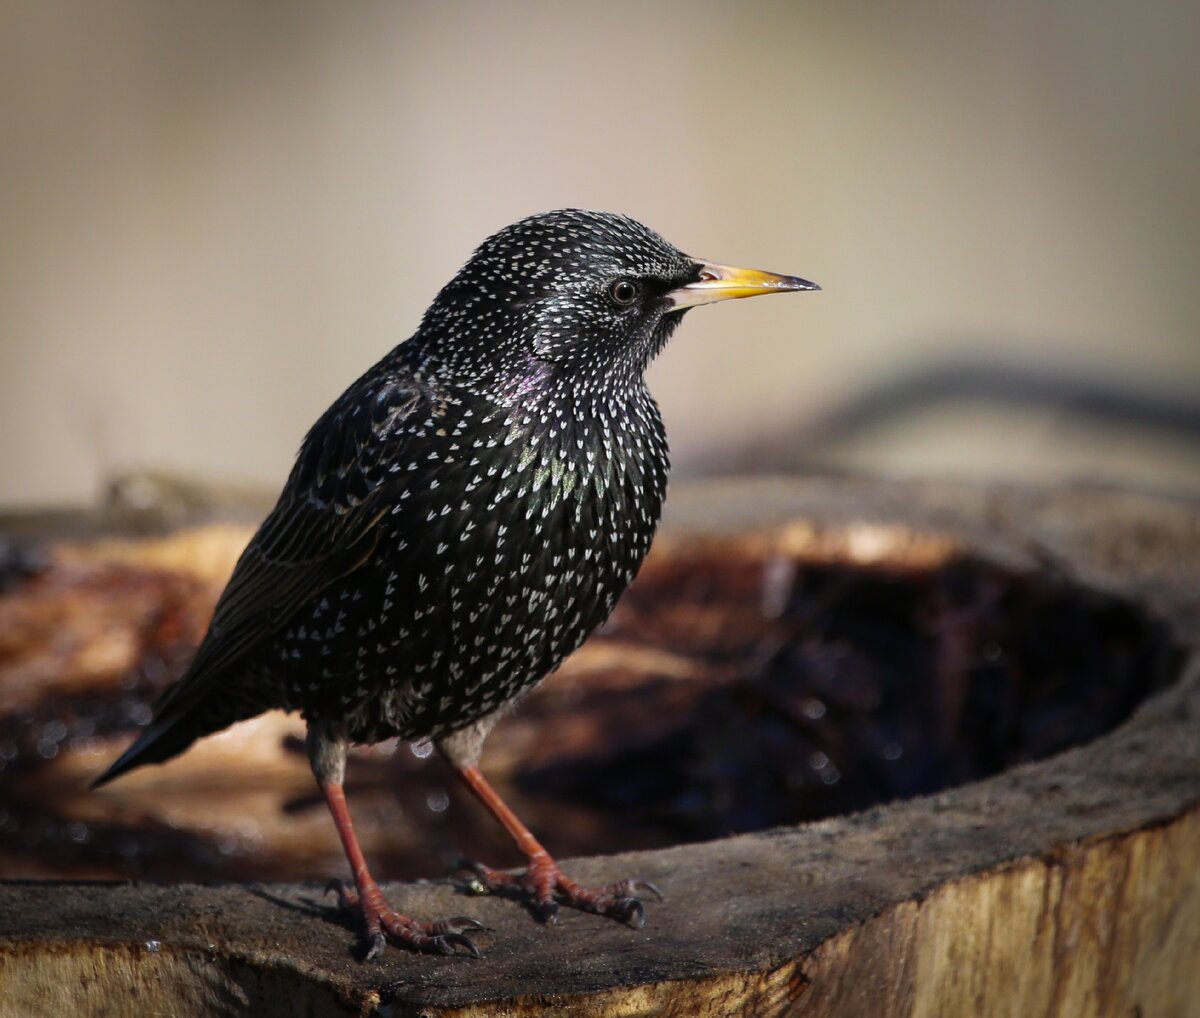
[2,0,1198,509]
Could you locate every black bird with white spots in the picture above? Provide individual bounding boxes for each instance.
[95,209,818,959]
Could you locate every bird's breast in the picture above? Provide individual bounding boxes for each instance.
[317,390,669,741]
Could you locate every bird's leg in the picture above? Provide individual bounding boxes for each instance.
[320,781,483,959]
[454,763,661,928]
[308,725,481,959]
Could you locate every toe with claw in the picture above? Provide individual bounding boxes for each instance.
[326,878,484,959]
[463,853,662,929]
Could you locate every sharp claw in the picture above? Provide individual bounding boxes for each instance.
[364,932,386,961]
[430,916,485,934]
[451,916,486,931]
[438,933,482,958]
[609,878,663,902]
[326,878,359,911]
[635,880,664,903]
[537,899,560,926]
[616,897,645,930]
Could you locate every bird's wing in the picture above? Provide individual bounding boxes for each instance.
[169,375,429,700]
[93,370,432,786]
[173,487,387,689]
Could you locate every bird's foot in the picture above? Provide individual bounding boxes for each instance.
[326,879,483,960]
[462,852,662,928]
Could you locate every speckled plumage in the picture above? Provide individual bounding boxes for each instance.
[96,210,817,958]
[97,210,691,777]
[273,350,669,746]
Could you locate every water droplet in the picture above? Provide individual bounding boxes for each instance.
[68,822,90,844]
[883,742,903,761]
[808,751,829,771]
[426,789,450,813]
[410,739,433,759]
[41,720,67,744]
[800,697,827,720]
[128,702,153,726]
[144,940,161,954]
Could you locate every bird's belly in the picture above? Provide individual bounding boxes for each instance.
[281,487,656,744]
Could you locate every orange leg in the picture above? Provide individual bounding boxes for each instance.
[321,781,482,959]
[454,764,661,927]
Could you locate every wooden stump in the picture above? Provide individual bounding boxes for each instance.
[0,476,1197,1016]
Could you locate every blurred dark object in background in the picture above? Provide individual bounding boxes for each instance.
[0,469,276,544]
[714,359,1200,496]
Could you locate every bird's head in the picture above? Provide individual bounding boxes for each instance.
[412,209,818,395]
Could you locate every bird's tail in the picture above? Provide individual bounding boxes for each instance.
[90,712,205,789]
[90,672,250,789]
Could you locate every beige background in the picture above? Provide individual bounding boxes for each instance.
[2,0,1198,509]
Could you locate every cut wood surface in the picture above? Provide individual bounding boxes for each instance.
[0,476,1197,1017]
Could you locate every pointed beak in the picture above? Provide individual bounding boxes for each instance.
[666,260,820,312]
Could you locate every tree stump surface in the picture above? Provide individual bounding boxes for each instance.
[1,476,1197,1017]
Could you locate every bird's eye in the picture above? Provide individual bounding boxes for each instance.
[608,279,640,306]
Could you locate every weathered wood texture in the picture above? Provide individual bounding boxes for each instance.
[1,477,1197,1016]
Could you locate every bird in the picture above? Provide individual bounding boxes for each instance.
[93,209,818,959]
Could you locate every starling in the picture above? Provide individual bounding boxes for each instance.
[94,210,818,959]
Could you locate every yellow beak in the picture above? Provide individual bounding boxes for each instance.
[666,260,820,312]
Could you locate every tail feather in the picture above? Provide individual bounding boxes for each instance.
[90,717,204,789]
[91,670,252,789]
